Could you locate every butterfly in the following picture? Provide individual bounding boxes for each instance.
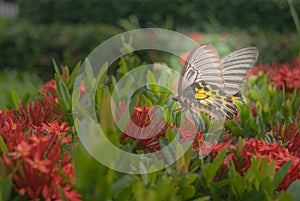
[172,44,259,121]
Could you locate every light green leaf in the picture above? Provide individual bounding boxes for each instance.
[179,185,195,200]
[52,59,61,76]
[55,74,71,111]
[67,61,82,89]
[11,89,19,109]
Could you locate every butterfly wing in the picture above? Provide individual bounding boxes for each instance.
[221,46,259,95]
[178,44,225,95]
[181,81,236,120]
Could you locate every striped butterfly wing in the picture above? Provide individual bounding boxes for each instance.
[178,44,258,120]
[178,44,225,95]
[221,46,259,95]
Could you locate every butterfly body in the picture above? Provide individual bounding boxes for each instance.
[174,44,258,121]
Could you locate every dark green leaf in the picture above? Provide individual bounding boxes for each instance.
[273,160,292,187]
[287,180,300,200]
[0,174,12,201]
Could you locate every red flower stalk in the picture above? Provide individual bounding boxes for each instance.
[117,101,169,152]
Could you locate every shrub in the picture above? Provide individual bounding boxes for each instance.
[0,20,121,80]
[17,0,300,34]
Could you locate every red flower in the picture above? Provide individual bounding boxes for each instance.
[17,97,61,128]
[117,101,169,152]
[270,122,300,157]
[248,59,300,92]
[39,79,57,97]
[190,32,202,42]
[212,138,300,190]
[42,120,71,135]
[0,106,80,200]
[179,51,190,65]
[25,153,52,174]
[9,141,31,159]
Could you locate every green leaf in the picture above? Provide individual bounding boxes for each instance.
[231,172,246,197]
[67,61,82,89]
[287,180,300,200]
[184,174,198,185]
[0,136,8,155]
[179,185,195,200]
[191,196,211,201]
[52,59,61,76]
[84,58,94,82]
[225,120,244,137]
[146,70,156,85]
[55,74,71,111]
[111,175,133,192]
[202,148,227,182]
[21,93,31,105]
[278,192,295,201]
[11,89,19,109]
[96,63,108,87]
[273,160,292,187]
[0,174,12,201]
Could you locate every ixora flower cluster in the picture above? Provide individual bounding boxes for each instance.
[0,81,81,200]
[249,59,300,92]
[119,102,300,191]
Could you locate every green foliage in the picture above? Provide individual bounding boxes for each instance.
[52,61,83,125]
[1,19,299,80]
[224,158,292,201]
[18,0,300,34]
[0,20,120,80]
[74,144,200,201]
[0,69,42,109]
[226,73,300,139]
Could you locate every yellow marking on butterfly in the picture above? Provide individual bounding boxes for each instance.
[199,88,206,94]
[228,95,240,102]
[195,93,207,99]
[198,82,205,87]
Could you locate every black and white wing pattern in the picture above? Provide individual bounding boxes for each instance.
[178,44,225,95]
[176,44,259,120]
[221,47,259,95]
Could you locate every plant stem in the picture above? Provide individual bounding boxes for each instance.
[287,0,300,36]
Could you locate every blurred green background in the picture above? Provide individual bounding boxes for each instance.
[0,0,299,108]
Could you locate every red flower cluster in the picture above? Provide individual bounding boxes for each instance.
[269,122,300,157]
[0,88,80,200]
[249,59,300,92]
[117,101,169,152]
[211,134,300,191]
